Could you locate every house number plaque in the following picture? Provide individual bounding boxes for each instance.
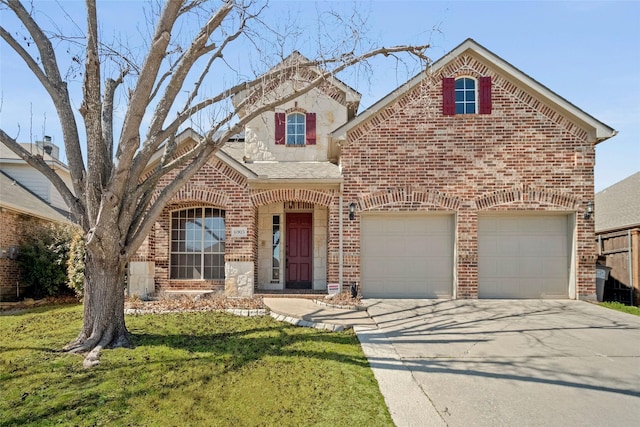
[231,227,248,238]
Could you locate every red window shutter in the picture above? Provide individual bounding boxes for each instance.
[275,112,285,144]
[442,78,455,116]
[305,112,316,145]
[479,76,492,114]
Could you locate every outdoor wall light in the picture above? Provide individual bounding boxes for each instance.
[349,203,356,221]
[584,201,594,220]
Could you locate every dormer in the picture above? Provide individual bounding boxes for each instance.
[231,52,361,163]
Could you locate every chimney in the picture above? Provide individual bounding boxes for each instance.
[39,135,59,159]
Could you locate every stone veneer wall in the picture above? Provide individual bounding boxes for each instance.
[332,53,597,299]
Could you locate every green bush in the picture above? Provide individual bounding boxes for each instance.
[18,223,84,298]
[67,229,86,297]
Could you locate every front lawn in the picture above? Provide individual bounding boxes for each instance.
[600,301,640,316]
[0,304,392,426]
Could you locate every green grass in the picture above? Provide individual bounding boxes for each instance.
[0,304,392,426]
[600,301,640,316]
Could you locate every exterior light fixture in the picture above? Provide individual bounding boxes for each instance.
[349,203,356,221]
[584,201,594,220]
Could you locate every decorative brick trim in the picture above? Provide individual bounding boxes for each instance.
[359,187,461,211]
[250,188,336,207]
[348,54,591,146]
[440,55,590,142]
[475,185,579,210]
[208,158,248,187]
[164,183,230,207]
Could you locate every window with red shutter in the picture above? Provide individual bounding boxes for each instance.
[305,112,316,145]
[479,76,492,114]
[275,112,286,144]
[442,78,456,116]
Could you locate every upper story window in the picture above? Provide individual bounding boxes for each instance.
[442,76,492,116]
[170,207,225,280]
[275,112,316,146]
[287,113,306,145]
[455,78,476,114]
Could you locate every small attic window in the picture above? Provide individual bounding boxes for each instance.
[443,76,492,116]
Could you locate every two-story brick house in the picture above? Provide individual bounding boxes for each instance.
[132,39,616,300]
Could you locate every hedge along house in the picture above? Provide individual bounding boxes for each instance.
[333,39,616,300]
[130,52,361,298]
[131,40,616,300]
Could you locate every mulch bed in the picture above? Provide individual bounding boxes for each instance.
[2,292,363,314]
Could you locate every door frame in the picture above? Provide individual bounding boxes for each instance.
[285,212,313,289]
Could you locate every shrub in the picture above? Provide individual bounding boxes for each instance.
[18,224,72,297]
[17,223,85,298]
[67,229,86,297]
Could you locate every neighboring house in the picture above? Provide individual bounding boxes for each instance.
[131,39,616,300]
[0,138,73,213]
[0,165,70,300]
[595,172,640,305]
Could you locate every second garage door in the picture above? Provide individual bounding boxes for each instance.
[478,214,571,299]
[360,214,454,298]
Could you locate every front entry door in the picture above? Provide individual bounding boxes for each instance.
[286,213,312,289]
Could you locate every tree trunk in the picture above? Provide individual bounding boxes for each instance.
[64,250,129,368]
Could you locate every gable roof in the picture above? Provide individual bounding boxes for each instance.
[332,38,616,144]
[0,170,70,223]
[232,51,362,119]
[595,171,640,233]
[0,141,70,173]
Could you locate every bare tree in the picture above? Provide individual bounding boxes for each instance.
[0,0,428,366]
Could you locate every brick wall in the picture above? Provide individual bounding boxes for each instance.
[150,159,256,293]
[333,53,597,299]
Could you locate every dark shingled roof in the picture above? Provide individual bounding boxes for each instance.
[595,171,640,233]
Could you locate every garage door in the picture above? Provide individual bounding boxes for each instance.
[478,214,570,299]
[361,214,454,298]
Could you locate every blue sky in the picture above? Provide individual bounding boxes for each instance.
[1,1,638,192]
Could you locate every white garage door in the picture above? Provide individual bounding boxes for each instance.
[478,214,571,299]
[361,214,454,298]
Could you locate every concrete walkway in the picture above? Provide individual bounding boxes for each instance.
[264,297,640,427]
[365,299,640,427]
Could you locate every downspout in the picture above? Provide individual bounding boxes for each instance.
[339,182,344,293]
[629,230,633,305]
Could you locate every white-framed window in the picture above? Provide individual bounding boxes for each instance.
[455,77,477,114]
[272,215,281,281]
[443,76,492,116]
[274,112,316,145]
[286,112,306,146]
[170,207,225,280]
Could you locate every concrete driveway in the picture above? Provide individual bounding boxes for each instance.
[356,299,640,427]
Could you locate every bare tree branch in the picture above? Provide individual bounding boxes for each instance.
[102,67,129,165]
[1,0,86,202]
[81,0,106,225]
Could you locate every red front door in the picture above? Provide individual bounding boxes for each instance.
[286,213,312,289]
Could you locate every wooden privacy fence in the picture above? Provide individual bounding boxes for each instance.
[597,228,639,306]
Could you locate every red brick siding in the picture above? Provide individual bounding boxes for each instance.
[150,160,256,293]
[333,54,597,298]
